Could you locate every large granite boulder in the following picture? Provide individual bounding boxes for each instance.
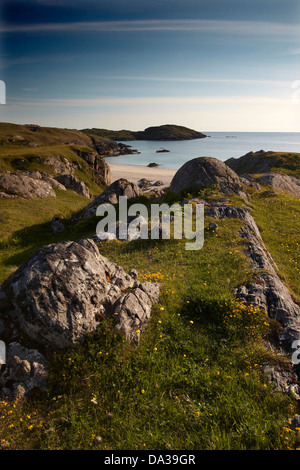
[2,239,160,349]
[169,157,244,196]
[83,178,142,219]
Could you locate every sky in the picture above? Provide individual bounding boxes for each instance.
[0,0,300,132]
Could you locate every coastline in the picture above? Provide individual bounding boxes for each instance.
[108,162,177,188]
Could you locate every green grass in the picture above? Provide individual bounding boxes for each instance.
[0,204,299,450]
[251,190,300,301]
[0,189,96,283]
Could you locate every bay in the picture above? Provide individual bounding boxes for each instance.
[105,132,300,170]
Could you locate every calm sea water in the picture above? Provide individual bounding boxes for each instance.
[105,132,300,170]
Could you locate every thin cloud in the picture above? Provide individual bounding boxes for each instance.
[98,75,290,86]
[1,19,299,40]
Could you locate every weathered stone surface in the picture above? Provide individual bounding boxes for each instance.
[206,201,300,352]
[71,147,111,185]
[138,178,152,190]
[0,342,48,399]
[264,365,300,399]
[113,282,160,342]
[225,150,275,174]
[0,171,56,199]
[29,171,66,191]
[56,174,90,198]
[170,157,245,196]
[83,178,142,219]
[44,155,74,174]
[258,172,300,197]
[2,239,160,349]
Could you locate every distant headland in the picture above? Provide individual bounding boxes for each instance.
[81,124,207,141]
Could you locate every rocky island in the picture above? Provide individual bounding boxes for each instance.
[81,124,207,141]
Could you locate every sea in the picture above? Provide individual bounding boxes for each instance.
[105,132,300,170]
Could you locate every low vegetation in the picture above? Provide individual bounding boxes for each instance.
[0,128,299,450]
[0,189,299,450]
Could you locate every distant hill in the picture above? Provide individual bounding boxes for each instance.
[81,124,207,141]
[226,150,300,180]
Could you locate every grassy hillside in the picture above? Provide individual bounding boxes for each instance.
[251,191,300,300]
[0,122,93,147]
[0,123,111,196]
[0,127,299,449]
[81,128,136,141]
[0,187,299,450]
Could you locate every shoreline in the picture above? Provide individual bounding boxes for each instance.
[108,162,177,188]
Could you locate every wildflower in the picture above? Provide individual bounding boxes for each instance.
[190,320,194,324]
[136,330,141,334]
[141,389,145,394]
[153,347,157,352]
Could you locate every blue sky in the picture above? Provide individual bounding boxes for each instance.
[0,0,300,131]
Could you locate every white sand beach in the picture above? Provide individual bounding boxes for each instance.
[109,163,177,188]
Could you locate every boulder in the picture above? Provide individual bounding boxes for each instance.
[83,178,142,219]
[257,172,300,197]
[44,155,74,174]
[2,239,160,349]
[0,171,56,199]
[56,174,90,198]
[51,216,66,234]
[29,171,66,191]
[114,282,160,342]
[170,157,244,196]
[0,342,48,399]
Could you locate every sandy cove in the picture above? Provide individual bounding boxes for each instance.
[109,163,177,188]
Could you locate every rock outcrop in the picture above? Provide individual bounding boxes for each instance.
[0,342,48,399]
[71,146,111,186]
[56,174,90,198]
[257,172,300,197]
[205,201,300,352]
[170,157,246,197]
[1,239,160,350]
[0,171,56,199]
[82,178,142,219]
[0,170,92,199]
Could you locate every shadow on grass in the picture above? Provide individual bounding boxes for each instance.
[0,215,99,273]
